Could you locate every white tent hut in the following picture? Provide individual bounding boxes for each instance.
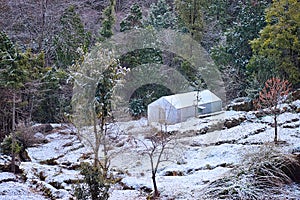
[147,90,222,125]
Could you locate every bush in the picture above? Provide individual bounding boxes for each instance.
[203,145,300,199]
[129,83,173,118]
[0,126,42,161]
[0,135,22,156]
[74,163,110,200]
[129,98,146,118]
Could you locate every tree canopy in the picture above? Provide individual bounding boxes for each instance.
[247,0,300,87]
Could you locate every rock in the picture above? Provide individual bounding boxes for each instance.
[116,141,125,147]
[163,170,184,176]
[196,126,209,135]
[176,158,187,165]
[290,89,300,101]
[20,150,31,162]
[0,154,22,173]
[35,180,72,200]
[290,100,300,113]
[0,172,17,183]
[226,97,253,112]
[0,181,48,199]
[34,132,45,140]
[33,124,53,133]
[246,111,257,122]
[33,132,48,144]
[224,116,246,129]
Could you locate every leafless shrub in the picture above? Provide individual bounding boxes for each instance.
[136,130,176,198]
[16,124,45,148]
[203,145,300,199]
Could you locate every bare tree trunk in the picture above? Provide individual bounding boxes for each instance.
[274,113,278,144]
[152,170,159,198]
[93,111,99,167]
[101,117,108,178]
[11,92,16,173]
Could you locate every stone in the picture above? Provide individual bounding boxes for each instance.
[0,172,17,183]
[226,97,253,112]
[33,124,53,133]
[0,154,22,173]
[34,132,45,140]
[290,89,300,101]
[224,116,246,129]
[196,126,209,135]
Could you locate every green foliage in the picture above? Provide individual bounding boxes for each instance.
[245,74,262,99]
[175,0,206,41]
[32,67,71,123]
[0,134,22,155]
[145,0,177,30]
[119,48,172,118]
[0,31,15,55]
[120,48,162,69]
[211,0,270,98]
[214,0,269,70]
[0,31,28,89]
[129,84,173,118]
[129,98,146,118]
[247,0,300,86]
[100,0,116,39]
[74,163,110,200]
[54,6,91,69]
[0,32,48,135]
[120,3,143,32]
[204,0,232,31]
[95,60,126,119]
[177,60,203,88]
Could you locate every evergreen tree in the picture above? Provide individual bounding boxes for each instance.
[145,0,177,30]
[120,3,143,32]
[0,31,46,129]
[247,0,300,87]
[211,0,270,98]
[175,0,206,41]
[33,67,71,123]
[54,5,91,69]
[0,32,27,89]
[0,31,29,173]
[100,0,116,39]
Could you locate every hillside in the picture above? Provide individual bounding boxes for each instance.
[0,100,299,199]
[0,1,299,199]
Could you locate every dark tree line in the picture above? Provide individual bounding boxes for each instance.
[0,0,299,134]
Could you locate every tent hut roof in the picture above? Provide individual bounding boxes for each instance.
[160,90,221,109]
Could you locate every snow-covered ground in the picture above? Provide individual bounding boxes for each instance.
[0,107,299,199]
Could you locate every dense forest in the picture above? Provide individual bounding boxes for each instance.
[0,0,299,138]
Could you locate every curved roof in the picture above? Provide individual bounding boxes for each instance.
[160,90,221,109]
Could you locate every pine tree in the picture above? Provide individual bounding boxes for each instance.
[120,3,143,32]
[54,5,91,69]
[0,31,29,173]
[210,0,270,98]
[247,0,300,86]
[145,0,177,30]
[100,0,116,39]
[175,0,206,41]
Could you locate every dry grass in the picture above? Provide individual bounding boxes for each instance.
[203,145,300,199]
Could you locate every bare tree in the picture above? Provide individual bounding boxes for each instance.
[138,129,174,198]
[71,46,130,170]
[257,77,291,143]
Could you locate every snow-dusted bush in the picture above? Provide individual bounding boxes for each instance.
[129,98,146,118]
[74,162,110,200]
[0,126,43,160]
[203,145,300,199]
